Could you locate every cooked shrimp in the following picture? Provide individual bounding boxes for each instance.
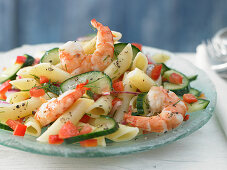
[34,82,89,127]
[59,19,114,75]
[124,86,188,133]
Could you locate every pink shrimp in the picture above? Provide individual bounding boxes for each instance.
[34,81,89,127]
[59,19,114,75]
[124,86,188,133]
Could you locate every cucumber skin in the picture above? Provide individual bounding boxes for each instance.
[136,92,149,116]
[0,54,34,83]
[40,48,60,65]
[0,123,13,131]
[114,43,140,59]
[64,116,119,144]
[23,54,35,67]
[188,75,198,82]
[159,63,170,75]
[187,99,210,113]
[189,88,201,97]
[60,71,112,94]
[163,69,190,96]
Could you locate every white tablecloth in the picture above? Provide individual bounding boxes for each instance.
[0,53,226,170]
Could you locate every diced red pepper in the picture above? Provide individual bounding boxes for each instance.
[79,139,98,147]
[6,119,20,130]
[15,56,27,64]
[132,43,142,51]
[184,114,190,121]
[150,64,162,80]
[79,114,91,123]
[169,73,183,84]
[183,94,198,104]
[39,76,49,84]
[13,124,27,136]
[113,81,124,92]
[58,121,79,139]
[0,93,7,100]
[0,80,12,93]
[6,119,27,136]
[29,87,45,97]
[49,135,64,144]
[113,75,124,84]
[112,98,122,107]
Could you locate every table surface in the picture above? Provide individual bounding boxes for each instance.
[0,52,226,170]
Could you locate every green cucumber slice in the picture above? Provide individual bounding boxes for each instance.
[60,71,112,94]
[0,54,34,83]
[0,123,13,131]
[64,116,119,144]
[114,43,140,59]
[188,75,198,82]
[159,63,170,75]
[188,88,201,97]
[40,48,60,65]
[163,70,190,96]
[187,99,210,113]
[136,92,150,116]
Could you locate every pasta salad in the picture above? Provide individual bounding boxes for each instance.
[0,19,209,147]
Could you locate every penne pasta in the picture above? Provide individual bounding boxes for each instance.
[114,73,137,122]
[17,63,72,82]
[104,43,133,81]
[37,98,94,142]
[87,95,113,117]
[131,52,148,72]
[127,68,156,92]
[106,124,139,142]
[6,91,30,104]
[0,97,43,122]
[24,116,42,137]
[10,78,39,90]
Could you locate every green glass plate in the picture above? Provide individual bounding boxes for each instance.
[0,44,217,157]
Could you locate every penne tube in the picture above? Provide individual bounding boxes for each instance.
[87,95,113,117]
[10,78,39,90]
[6,91,30,104]
[37,98,94,143]
[131,52,148,72]
[24,116,42,137]
[127,68,156,92]
[114,73,137,122]
[106,124,139,142]
[104,43,133,81]
[0,97,43,123]
[17,63,72,82]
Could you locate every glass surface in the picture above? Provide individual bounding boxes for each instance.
[0,44,217,157]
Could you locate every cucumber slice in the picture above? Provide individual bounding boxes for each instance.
[0,123,13,131]
[163,70,190,96]
[0,54,34,83]
[159,63,170,75]
[188,75,198,82]
[64,116,119,144]
[189,88,201,97]
[114,43,140,59]
[136,92,150,116]
[187,99,210,113]
[60,71,112,94]
[40,48,60,65]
